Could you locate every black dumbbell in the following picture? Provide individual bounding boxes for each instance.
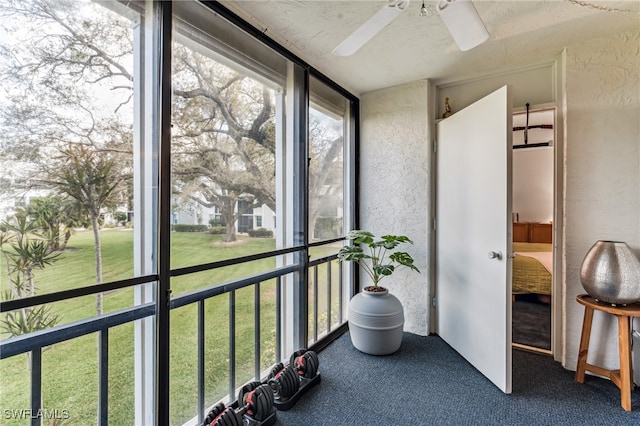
[289,349,319,379]
[204,383,274,425]
[237,382,275,422]
[202,402,241,426]
[267,363,300,399]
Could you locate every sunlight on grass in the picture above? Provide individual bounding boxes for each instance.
[0,229,341,425]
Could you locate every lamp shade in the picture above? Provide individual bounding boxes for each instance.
[580,240,640,305]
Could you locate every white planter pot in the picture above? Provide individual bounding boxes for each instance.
[348,287,404,355]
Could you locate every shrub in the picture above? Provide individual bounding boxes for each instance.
[208,218,225,227]
[114,211,128,225]
[172,224,208,232]
[208,226,226,235]
[248,228,273,238]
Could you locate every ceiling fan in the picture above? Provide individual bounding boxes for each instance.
[332,0,489,56]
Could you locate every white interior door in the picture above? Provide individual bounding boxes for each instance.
[436,85,513,393]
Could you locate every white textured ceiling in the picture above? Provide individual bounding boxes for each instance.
[220,0,640,95]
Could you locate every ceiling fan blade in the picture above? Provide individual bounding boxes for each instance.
[437,0,489,51]
[333,1,409,56]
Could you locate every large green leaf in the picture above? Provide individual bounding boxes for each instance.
[373,234,414,250]
[390,251,420,272]
[373,264,395,276]
[372,239,397,250]
[346,230,374,246]
[337,245,368,262]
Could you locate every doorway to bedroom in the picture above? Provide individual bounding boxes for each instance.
[511,106,555,354]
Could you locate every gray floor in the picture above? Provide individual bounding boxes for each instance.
[274,332,640,425]
[513,296,551,350]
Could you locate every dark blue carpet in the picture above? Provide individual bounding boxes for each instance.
[513,297,551,350]
[275,332,640,425]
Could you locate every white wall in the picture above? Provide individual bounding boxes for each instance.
[360,80,432,335]
[513,146,554,223]
[512,107,554,223]
[437,63,556,119]
[357,31,640,373]
[563,30,640,371]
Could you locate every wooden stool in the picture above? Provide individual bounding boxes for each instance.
[575,294,640,411]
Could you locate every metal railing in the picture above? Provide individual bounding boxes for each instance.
[0,301,156,426]
[308,255,343,346]
[171,264,299,424]
[0,242,348,425]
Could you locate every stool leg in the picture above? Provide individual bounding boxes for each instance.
[617,315,632,411]
[576,306,594,383]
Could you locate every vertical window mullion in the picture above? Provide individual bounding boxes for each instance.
[292,65,309,350]
[349,101,360,301]
[156,1,173,424]
[134,2,159,424]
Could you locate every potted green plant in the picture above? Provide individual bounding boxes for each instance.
[338,230,420,355]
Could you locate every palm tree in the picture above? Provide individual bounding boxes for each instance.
[22,195,78,251]
[46,144,124,315]
[0,214,61,369]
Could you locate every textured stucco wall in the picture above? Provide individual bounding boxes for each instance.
[360,81,432,335]
[357,30,640,359]
[563,30,640,370]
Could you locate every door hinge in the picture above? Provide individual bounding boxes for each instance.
[433,139,437,153]
[433,218,437,231]
[432,297,437,307]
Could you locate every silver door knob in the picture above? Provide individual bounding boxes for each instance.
[488,251,502,260]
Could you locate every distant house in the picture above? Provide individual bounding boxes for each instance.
[171,201,276,234]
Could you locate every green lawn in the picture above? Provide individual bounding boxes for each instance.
[0,230,342,425]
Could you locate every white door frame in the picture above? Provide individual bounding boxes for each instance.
[429,57,566,364]
[511,103,560,356]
